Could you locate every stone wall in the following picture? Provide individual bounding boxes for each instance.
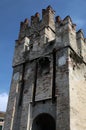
[69,48,86,130]
[3,5,86,130]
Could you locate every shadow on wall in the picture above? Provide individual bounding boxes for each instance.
[32,113,56,130]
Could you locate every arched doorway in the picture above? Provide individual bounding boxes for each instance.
[32,113,55,130]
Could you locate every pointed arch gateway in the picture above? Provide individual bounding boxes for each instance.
[32,113,56,130]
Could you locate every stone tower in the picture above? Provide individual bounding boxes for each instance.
[4,6,86,130]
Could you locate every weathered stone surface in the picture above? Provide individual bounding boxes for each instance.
[4,5,86,130]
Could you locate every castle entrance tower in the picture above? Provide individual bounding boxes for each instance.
[4,6,86,130]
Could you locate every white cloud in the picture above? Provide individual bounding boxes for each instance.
[0,93,8,112]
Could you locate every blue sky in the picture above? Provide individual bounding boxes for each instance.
[0,0,86,111]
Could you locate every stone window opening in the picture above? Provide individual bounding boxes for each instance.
[38,57,50,75]
[24,43,30,52]
[24,37,30,51]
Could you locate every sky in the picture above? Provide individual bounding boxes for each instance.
[0,0,86,112]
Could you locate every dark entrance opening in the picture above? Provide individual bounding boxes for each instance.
[32,113,55,130]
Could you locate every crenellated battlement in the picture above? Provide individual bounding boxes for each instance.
[76,29,84,40]
[4,6,86,130]
[55,15,86,61]
[55,15,76,32]
[14,5,86,66]
[18,6,55,42]
[18,5,86,41]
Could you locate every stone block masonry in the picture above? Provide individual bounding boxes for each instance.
[3,5,86,130]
